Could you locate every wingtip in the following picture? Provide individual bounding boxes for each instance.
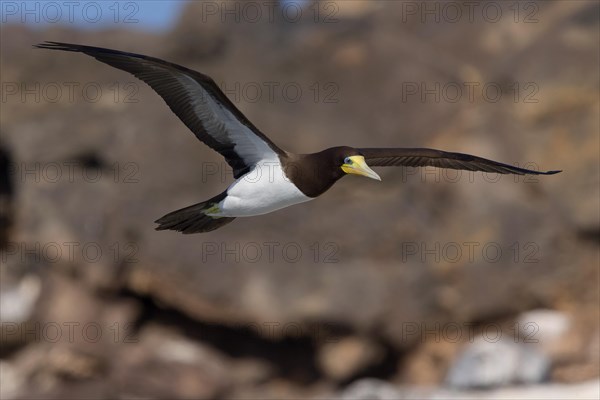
[524,168,562,175]
[33,41,58,49]
[32,41,79,52]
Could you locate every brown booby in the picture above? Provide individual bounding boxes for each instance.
[35,42,561,233]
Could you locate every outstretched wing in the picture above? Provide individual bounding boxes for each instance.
[35,41,283,178]
[359,148,561,175]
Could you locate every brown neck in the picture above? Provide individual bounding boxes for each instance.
[281,150,346,198]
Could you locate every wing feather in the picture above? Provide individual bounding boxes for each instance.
[34,41,283,178]
[359,148,561,175]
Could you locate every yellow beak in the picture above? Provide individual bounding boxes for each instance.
[341,155,381,181]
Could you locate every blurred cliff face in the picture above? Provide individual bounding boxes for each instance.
[0,1,598,399]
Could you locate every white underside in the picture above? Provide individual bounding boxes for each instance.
[207,159,313,217]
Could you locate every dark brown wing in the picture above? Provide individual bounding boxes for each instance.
[359,148,561,175]
[34,41,283,178]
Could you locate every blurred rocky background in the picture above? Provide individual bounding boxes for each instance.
[1,1,598,399]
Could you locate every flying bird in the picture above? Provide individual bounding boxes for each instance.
[35,42,561,233]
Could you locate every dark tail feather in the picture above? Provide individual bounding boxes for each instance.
[155,193,235,234]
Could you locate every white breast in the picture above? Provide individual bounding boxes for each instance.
[212,159,313,217]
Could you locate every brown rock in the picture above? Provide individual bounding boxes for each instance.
[317,336,383,381]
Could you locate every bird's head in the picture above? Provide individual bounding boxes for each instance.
[336,147,381,181]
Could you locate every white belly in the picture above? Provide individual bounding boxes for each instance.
[211,160,313,217]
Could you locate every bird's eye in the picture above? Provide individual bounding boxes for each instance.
[344,157,352,165]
